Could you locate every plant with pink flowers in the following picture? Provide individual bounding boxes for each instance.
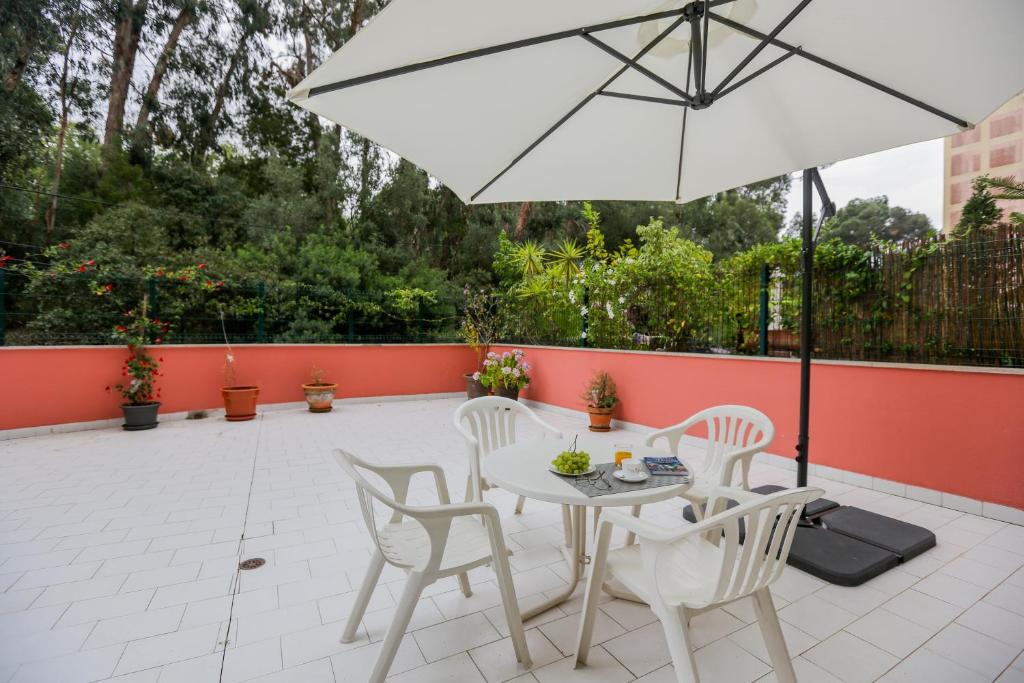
[479,349,531,391]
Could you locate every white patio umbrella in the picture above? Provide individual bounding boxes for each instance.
[288,0,1023,206]
[289,0,1024,583]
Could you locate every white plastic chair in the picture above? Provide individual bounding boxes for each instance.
[641,405,774,529]
[333,449,531,683]
[453,396,565,522]
[575,486,823,683]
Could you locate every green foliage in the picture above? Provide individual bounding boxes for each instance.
[822,196,935,246]
[957,176,1003,235]
[582,371,618,409]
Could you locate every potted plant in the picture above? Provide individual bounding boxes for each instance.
[460,286,498,399]
[302,366,337,413]
[582,371,618,432]
[109,300,167,431]
[480,349,530,400]
[219,311,259,421]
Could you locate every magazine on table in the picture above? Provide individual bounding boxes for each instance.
[643,456,690,480]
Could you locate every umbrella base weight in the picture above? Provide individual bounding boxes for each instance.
[682,485,935,586]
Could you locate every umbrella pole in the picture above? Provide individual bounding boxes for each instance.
[797,169,813,488]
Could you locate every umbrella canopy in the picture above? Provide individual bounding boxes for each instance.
[288,0,1023,205]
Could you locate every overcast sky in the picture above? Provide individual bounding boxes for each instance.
[784,138,945,229]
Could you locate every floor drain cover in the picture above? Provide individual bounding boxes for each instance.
[239,558,265,570]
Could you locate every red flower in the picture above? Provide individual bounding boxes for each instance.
[154,337,162,344]
[116,325,127,333]
[198,263,207,270]
[205,280,213,287]
[104,283,113,292]
[216,281,224,288]
[78,265,86,272]
[86,260,95,266]
[58,242,70,249]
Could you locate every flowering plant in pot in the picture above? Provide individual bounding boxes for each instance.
[302,366,337,413]
[219,310,259,421]
[459,287,498,399]
[582,371,618,432]
[109,300,168,431]
[480,349,530,400]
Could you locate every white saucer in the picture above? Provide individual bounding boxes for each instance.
[613,469,649,483]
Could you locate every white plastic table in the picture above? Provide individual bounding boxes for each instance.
[484,435,692,618]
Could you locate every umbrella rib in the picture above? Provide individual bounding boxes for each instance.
[708,12,971,128]
[711,0,814,98]
[303,8,691,99]
[469,14,691,202]
[599,92,689,107]
[715,49,799,99]
[581,33,693,104]
[675,47,695,201]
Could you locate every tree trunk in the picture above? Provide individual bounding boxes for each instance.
[195,27,253,161]
[103,0,149,157]
[3,31,35,93]
[135,5,191,135]
[44,12,83,242]
[514,202,532,240]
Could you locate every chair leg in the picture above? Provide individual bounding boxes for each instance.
[592,507,602,538]
[457,572,473,597]
[561,504,573,547]
[342,550,385,643]
[574,519,613,668]
[515,494,526,514]
[624,505,642,546]
[464,474,474,504]
[753,588,796,683]
[367,571,428,683]
[491,545,532,668]
[655,604,700,683]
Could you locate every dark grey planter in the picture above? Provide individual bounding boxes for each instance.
[464,374,488,399]
[121,402,160,431]
[494,385,520,401]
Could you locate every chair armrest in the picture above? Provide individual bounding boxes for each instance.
[597,509,685,544]
[411,501,500,524]
[526,410,562,438]
[371,462,453,505]
[644,413,703,451]
[452,418,479,449]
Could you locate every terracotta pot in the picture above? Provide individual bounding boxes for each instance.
[464,374,488,399]
[587,406,615,432]
[302,383,337,413]
[494,384,519,401]
[121,402,160,431]
[222,386,259,421]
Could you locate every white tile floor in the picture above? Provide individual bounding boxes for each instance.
[1,397,1023,683]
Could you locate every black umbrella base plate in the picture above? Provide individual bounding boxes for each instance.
[682,485,936,587]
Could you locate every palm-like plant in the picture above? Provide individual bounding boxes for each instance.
[548,238,585,287]
[982,175,1024,226]
[512,240,547,278]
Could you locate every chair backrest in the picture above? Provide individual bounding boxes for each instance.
[454,396,531,457]
[332,449,423,568]
[652,405,774,488]
[686,487,822,607]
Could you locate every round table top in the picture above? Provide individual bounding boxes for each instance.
[483,435,692,508]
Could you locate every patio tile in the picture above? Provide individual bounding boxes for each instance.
[914,571,989,608]
[149,575,233,609]
[778,594,857,640]
[804,631,899,683]
[114,622,221,674]
[693,638,771,683]
[469,629,563,683]
[9,643,125,683]
[0,623,94,668]
[533,646,634,683]
[939,555,1014,589]
[956,600,1024,648]
[221,639,284,682]
[85,605,185,649]
[388,651,488,683]
[878,648,989,683]
[97,551,174,577]
[845,608,934,658]
[728,618,818,663]
[362,594,447,641]
[249,658,334,683]
[985,581,1024,617]
[881,589,963,630]
[924,622,1021,679]
[0,604,69,638]
[119,562,200,593]
[815,582,890,616]
[10,561,101,590]
[232,600,321,646]
[413,612,503,663]
[539,609,625,656]
[753,656,842,682]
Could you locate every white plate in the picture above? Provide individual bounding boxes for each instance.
[613,469,649,483]
[548,464,597,477]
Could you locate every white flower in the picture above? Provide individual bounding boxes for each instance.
[580,306,588,317]
[568,291,575,304]
[581,331,588,339]
[592,264,599,271]
[502,351,511,359]
[609,279,616,286]
[472,371,481,380]
[501,366,511,374]
[523,362,531,371]
[605,302,615,319]
[618,296,626,304]
[512,368,520,377]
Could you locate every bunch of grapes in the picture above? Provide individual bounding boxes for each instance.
[552,449,590,474]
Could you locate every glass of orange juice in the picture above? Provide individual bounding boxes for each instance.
[614,444,633,468]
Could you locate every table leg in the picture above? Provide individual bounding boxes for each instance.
[520,504,587,621]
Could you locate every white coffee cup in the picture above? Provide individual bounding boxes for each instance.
[622,458,645,478]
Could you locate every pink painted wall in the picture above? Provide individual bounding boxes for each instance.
[498,345,1024,510]
[0,344,476,431]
